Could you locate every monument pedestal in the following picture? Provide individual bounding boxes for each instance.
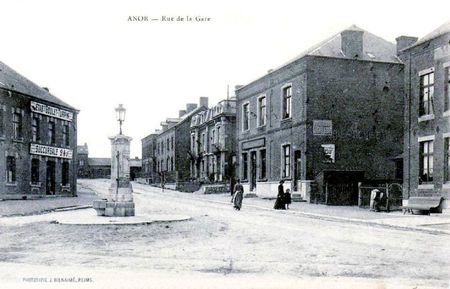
[94,134,135,217]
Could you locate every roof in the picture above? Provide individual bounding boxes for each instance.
[408,20,450,48]
[237,25,400,91]
[88,157,142,167]
[279,25,400,67]
[0,61,76,110]
[77,145,89,154]
[88,158,110,167]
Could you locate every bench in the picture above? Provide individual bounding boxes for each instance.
[401,196,444,215]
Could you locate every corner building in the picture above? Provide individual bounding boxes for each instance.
[0,61,78,199]
[236,26,405,203]
[400,21,450,210]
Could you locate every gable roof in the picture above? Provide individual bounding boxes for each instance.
[411,20,450,48]
[278,25,400,68]
[0,61,76,110]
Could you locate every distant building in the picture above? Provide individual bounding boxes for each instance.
[236,26,405,205]
[0,61,78,199]
[399,21,450,209]
[141,97,208,190]
[76,143,142,180]
[190,98,237,183]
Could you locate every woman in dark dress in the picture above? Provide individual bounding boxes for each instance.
[232,179,244,210]
[274,180,286,210]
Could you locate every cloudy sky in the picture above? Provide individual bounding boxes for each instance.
[0,0,449,158]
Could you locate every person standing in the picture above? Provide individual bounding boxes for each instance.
[274,180,286,210]
[284,188,292,209]
[232,179,244,210]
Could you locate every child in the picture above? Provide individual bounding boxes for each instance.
[284,188,292,209]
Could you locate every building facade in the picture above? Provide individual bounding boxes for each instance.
[190,98,237,183]
[400,21,450,209]
[142,97,208,187]
[236,26,405,204]
[0,61,78,199]
[141,133,157,183]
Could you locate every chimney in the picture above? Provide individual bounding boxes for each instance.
[186,103,198,113]
[160,122,168,131]
[395,36,418,53]
[179,110,186,117]
[199,96,208,108]
[341,27,364,59]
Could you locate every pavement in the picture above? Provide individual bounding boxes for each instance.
[1,179,450,234]
[152,184,450,235]
[0,183,97,217]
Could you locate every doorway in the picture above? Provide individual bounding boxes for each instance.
[250,151,257,191]
[293,150,301,191]
[46,161,56,195]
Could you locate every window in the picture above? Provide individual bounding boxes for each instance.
[242,103,249,131]
[445,67,450,111]
[258,96,266,126]
[191,134,195,152]
[282,86,292,119]
[171,157,173,171]
[79,160,84,166]
[31,159,40,184]
[6,156,16,183]
[242,153,248,180]
[32,118,40,142]
[419,140,433,183]
[167,157,170,171]
[260,149,266,179]
[167,139,170,151]
[48,121,55,145]
[62,161,69,186]
[419,72,434,116]
[13,112,22,139]
[445,138,450,182]
[0,107,4,136]
[216,126,220,145]
[203,133,207,151]
[62,124,69,146]
[171,136,174,150]
[282,144,291,178]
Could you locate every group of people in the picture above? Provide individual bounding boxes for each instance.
[230,179,292,211]
[273,180,291,210]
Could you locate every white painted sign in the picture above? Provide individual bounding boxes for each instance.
[30,144,73,159]
[30,101,73,121]
[313,120,332,136]
[321,144,335,163]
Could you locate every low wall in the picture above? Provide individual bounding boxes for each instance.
[200,184,230,194]
[242,181,292,199]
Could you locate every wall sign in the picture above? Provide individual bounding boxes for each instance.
[30,144,73,159]
[30,101,73,121]
[242,138,265,150]
[321,144,335,163]
[313,120,332,136]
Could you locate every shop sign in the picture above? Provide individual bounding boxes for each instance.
[30,101,73,121]
[30,143,73,159]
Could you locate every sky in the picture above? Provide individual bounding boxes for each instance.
[0,0,449,158]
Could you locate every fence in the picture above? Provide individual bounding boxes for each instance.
[358,182,403,210]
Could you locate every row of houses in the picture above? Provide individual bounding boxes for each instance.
[141,22,450,210]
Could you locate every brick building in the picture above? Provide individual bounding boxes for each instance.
[0,61,78,199]
[235,26,405,204]
[399,21,450,209]
[141,133,158,183]
[77,143,142,180]
[189,98,237,183]
[142,97,208,188]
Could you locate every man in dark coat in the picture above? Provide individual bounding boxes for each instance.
[274,180,286,209]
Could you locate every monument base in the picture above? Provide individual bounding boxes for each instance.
[93,200,135,217]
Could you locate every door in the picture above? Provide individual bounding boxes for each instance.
[46,161,56,195]
[293,150,301,191]
[250,151,257,191]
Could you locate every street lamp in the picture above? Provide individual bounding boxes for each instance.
[115,104,126,135]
